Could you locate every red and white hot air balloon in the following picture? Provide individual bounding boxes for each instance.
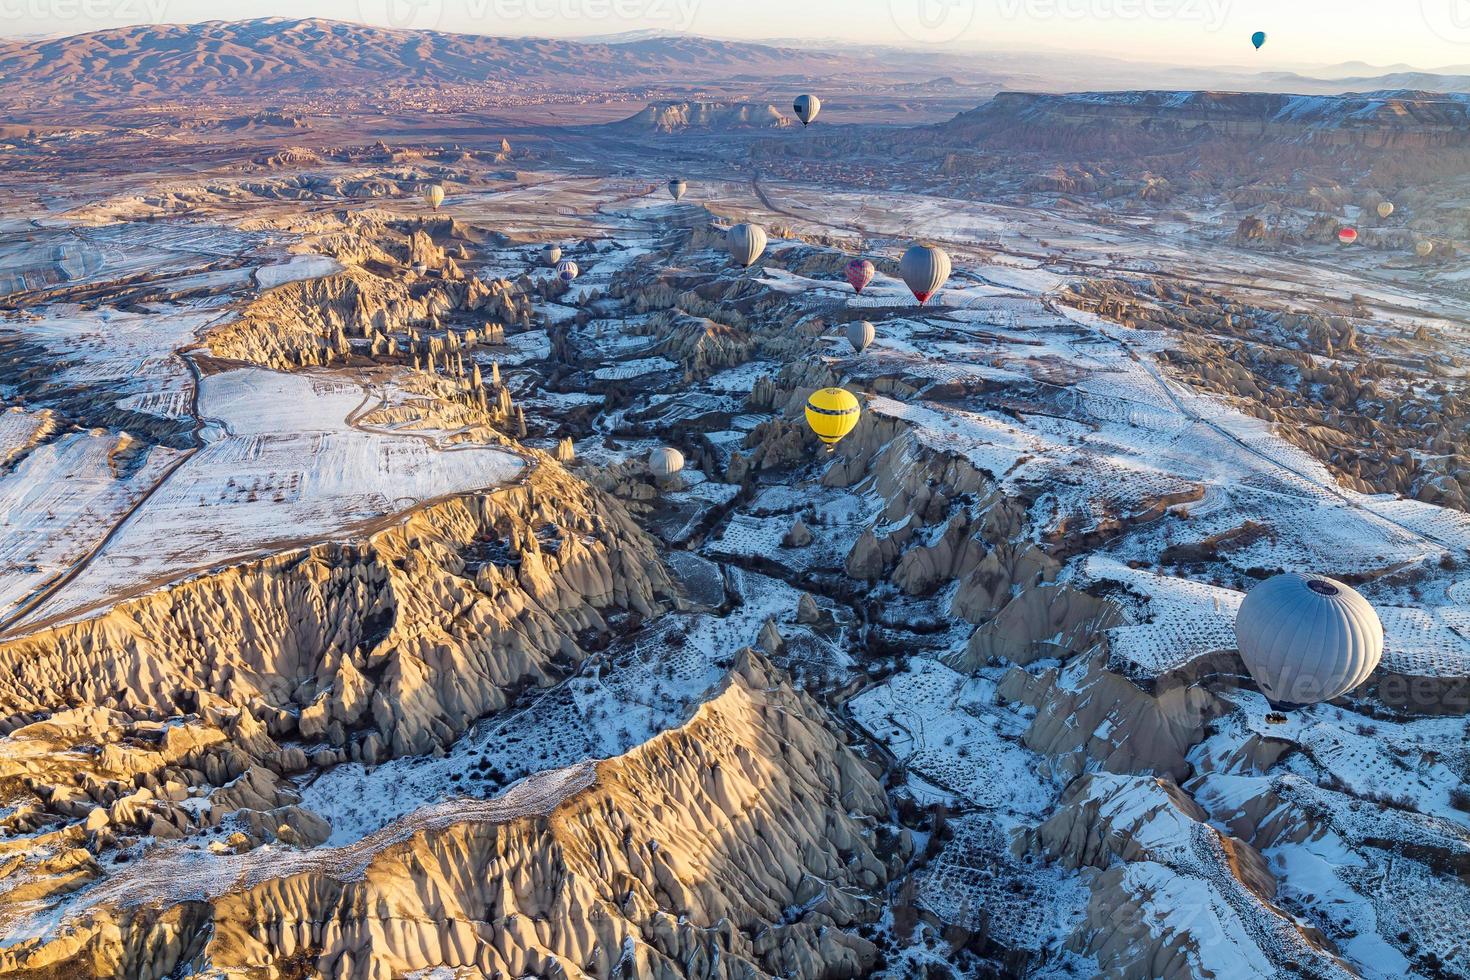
[1338,227,1358,246]
[845,258,875,295]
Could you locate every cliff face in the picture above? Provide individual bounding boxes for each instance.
[944,90,1470,153]
[0,650,897,980]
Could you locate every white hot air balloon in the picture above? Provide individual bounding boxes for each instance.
[726,223,768,268]
[423,184,445,210]
[412,262,429,276]
[668,178,687,201]
[900,243,951,305]
[847,320,875,354]
[792,94,821,126]
[541,244,562,266]
[1234,573,1383,706]
[556,259,579,283]
[649,447,685,477]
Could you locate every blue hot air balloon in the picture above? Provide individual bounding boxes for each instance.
[1251,31,1266,50]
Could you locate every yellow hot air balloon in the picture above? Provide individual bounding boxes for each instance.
[1416,240,1434,258]
[805,387,861,452]
[1376,201,1394,220]
[423,184,445,210]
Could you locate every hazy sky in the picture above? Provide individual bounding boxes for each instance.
[6,0,1470,69]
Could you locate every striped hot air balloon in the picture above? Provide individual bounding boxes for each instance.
[541,244,562,266]
[423,184,445,210]
[556,259,579,283]
[845,259,875,295]
[793,94,821,126]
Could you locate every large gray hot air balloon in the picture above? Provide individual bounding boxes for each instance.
[726,223,767,268]
[668,178,687,201]
[847,320,875,354]
[649,447,685,477]
[792,94,820,126]
[541,244,562,266]
[900,243,951,305]
[1234,573,1383,706]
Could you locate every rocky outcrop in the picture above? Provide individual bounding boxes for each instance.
[0,651,897,980]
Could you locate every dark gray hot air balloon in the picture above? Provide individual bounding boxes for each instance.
[847,320,875,354]
[726,223,768,268]
[900,243,951,305]
[1234,573,1383,706]
[541,244,562,266]
[668,178,687,201]
[792,94,820,126]
[649,447,685,477]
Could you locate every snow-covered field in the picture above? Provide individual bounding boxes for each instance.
[17,368,522,628]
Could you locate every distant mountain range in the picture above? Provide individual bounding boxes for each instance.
[0,18,870,104]
[2,17,1469,108]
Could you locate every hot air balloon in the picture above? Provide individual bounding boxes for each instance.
[541,244,562,266]
[1338,227,1359,246]
[845,258,875,295]
[1234,573,1383,706]
[792,94,821,126]
[1376,201,1395,219]
[1416,240,1435,258]
[1251,31,1266,50]
[668,178,687,201]
[805,387,861,452]
[412,262,429,276]
[900,243,951,305]
[847,320,875,354]
[649,447,685,477]
[423,184,445,210]
[556,259,579,283]
[726,223,768,268]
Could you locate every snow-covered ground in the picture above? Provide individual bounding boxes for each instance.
[17,368,522,629]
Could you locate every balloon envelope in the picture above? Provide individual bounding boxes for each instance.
[668,178,687,201]
[805,387,861,451]
[792,94,821,126]
[649,447,685,477]
[1234,573,1383,705]
[726,223,768,267]
[423,184,445,210]
[847,320,875,354]
[556,259,579,282]
[1416,240,1434,257]
[845,259,875,295]
[900,243,951,304]
[1376,201,1394,219]
[541,244,562,266]
[1338,227,1358,245]
[1251,31,1266,49]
